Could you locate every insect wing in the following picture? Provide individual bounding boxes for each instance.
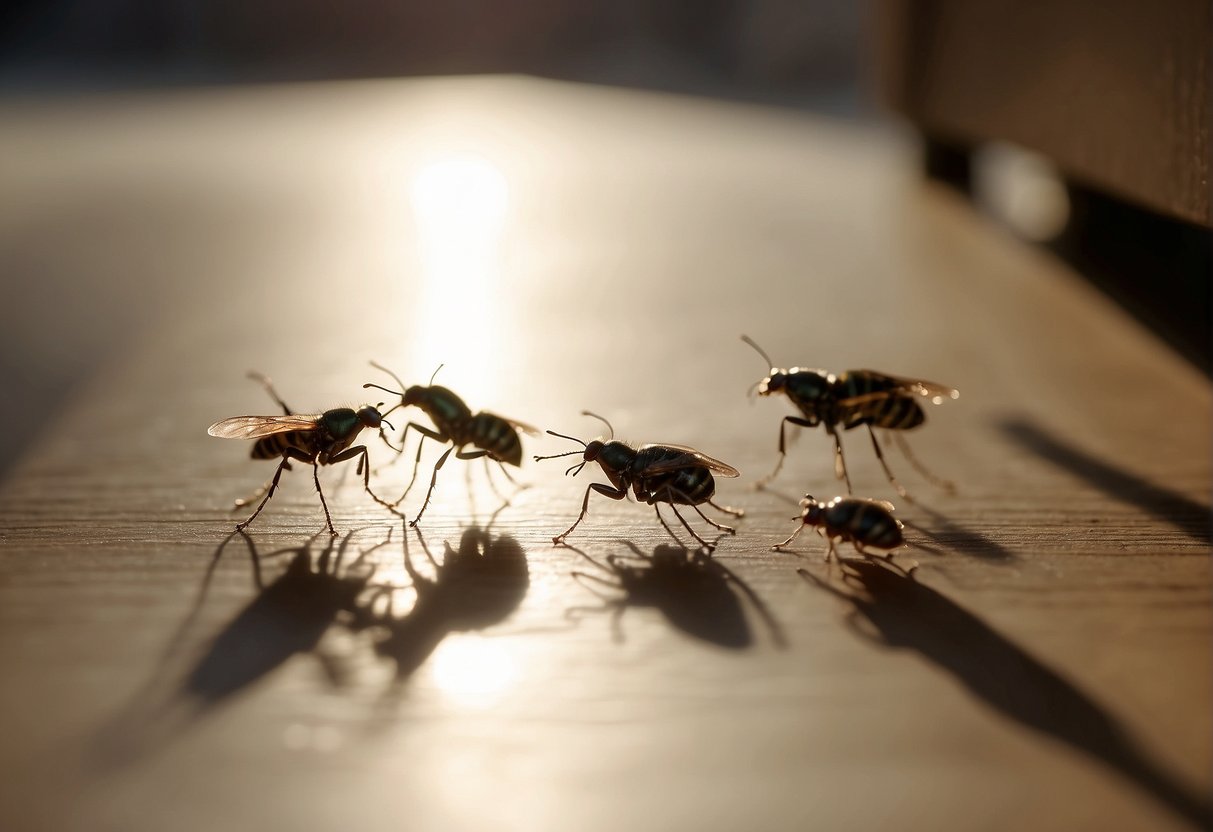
[483,411,541,436]
[207,414,320,440]
[637,444,740,478]
[853,373,955,405]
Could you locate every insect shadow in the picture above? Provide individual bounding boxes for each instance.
[346,524,530,701]
[998,415,1211,544]
[899,501,1017,562]
[563,541,785,649]
[800,558,1211,830]
[178,529,383,710]
[93,528,387,767]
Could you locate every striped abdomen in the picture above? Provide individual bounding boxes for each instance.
[833,371,924,430]
[822,499,903,549]
[250,430,321,460]
[469,413,523,466]
[839,395,924,431]
[638,466,716,505]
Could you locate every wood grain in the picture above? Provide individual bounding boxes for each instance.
[0,78,1208,832]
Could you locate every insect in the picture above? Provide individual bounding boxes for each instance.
[535,411,744,550]
[773,495,905,560]
[207,372,400,535]
[363,362,538,526]
[741,335,958,498]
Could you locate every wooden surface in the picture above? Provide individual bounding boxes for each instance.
[876,0,1212,226]
[0,77,1209,832]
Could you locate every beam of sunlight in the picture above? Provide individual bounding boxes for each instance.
[408,154,510,403]
[429,635,518,709]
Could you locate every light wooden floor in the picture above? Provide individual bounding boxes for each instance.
[0,77,1208,832]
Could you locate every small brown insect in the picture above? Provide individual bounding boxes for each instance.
[773,495,904,559]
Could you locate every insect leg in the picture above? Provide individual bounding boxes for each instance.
[666,503,714,550]
[772,523,806,551]
[410,445,455,527]
[890,431,956,494]
[449,447,492,511]
[686,499,736,535]
[651,503,688,548]
[236,449,309,532]
[311,460,338,536]
[554,483,627,545]
[231,462,291,510]
[372,421,410,474]
[480,457,511,504]
[865,425,909,499]
[495,460,522,487]
[247,371,293,415]
[707,499,745,518]
[327,445,406,519]
[826,425,853,494]
[394,422,448,506]
[756,416,814,488]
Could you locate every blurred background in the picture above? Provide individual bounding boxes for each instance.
[0,1,866,108]
[0,0,1208,474]
[0,0,871,476]
[1,7,1209,831]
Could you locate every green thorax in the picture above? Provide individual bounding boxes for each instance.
[321,408,361,440]
[408,385,473,429]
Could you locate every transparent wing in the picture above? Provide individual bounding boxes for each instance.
[841,371,959,407]
[637,443,740,478]
[482,410,541,436]
[207,414,320,440]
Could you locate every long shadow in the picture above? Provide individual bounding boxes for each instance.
[901,502,1017,563]
[181,531,382,707]
[93,529,386,767]
[346,525,529,700]
[564,541,786,649]
[998,416,1211,543]
[801,558,1211,830]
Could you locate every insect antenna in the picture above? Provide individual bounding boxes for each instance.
[364,382,403,398]
[740,334,776,370]
[534,430,587,463]
[368,361,408,392]
[580,410,614,440]
[428,364,444,385]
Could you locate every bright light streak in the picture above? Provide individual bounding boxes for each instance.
[429,635,518,709]
[409,154,510,402]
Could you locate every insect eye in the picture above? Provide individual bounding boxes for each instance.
[584,440,604,461]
